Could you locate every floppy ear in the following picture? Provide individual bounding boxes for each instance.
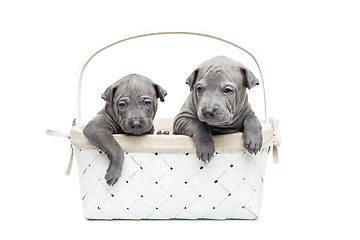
[240,67,259,90]
[153,83,167,102]
[185,68,198,91]
[101,84,118,103]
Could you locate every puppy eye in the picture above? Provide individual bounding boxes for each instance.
[224,88,234,95]
[197,86,203,92]
[119,102,126,108]
[144,100,151,106]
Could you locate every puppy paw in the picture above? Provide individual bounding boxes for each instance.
[105,162,122,186]
[196,141,215,163]
[244,130,263,155]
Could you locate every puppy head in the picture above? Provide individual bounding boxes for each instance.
[186,56,258,126]
[102,74,167,135]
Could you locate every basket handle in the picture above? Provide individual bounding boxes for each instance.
[75,31,269,124]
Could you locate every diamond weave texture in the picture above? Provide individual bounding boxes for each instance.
[74,147,269,220]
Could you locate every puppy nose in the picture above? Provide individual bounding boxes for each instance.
[203,106,218,118]
[131,120,141,129]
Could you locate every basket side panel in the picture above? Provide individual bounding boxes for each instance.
[73,147,269,220]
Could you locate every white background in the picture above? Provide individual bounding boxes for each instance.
[1,0,360,239]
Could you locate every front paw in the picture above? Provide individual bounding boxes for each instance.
[195,140,215,163]
[244,130,263,154]
[105,161,123,186]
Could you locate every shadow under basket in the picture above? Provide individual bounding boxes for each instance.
[70,118,277,220]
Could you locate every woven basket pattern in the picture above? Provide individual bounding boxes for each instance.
[74,147,269,220]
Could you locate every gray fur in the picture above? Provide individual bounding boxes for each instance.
[83,74,167,185]
[173,56,262,162]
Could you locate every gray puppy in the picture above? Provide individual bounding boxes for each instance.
[83,74,167,186]
[173,56,262,162]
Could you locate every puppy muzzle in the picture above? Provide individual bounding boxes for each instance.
[122,117,152,135]
[198,106,232,125]
[202,106,219,119]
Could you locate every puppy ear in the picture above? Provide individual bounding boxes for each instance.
[240,67,259,90]
[186,68,198,91]
[153,83,167,102]
[101,85,118,103]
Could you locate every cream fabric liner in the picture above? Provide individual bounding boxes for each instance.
[70,118,275,153]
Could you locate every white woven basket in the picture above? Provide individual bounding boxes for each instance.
[68,31,280,220]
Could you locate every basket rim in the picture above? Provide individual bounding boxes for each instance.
[70,118,275,153]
